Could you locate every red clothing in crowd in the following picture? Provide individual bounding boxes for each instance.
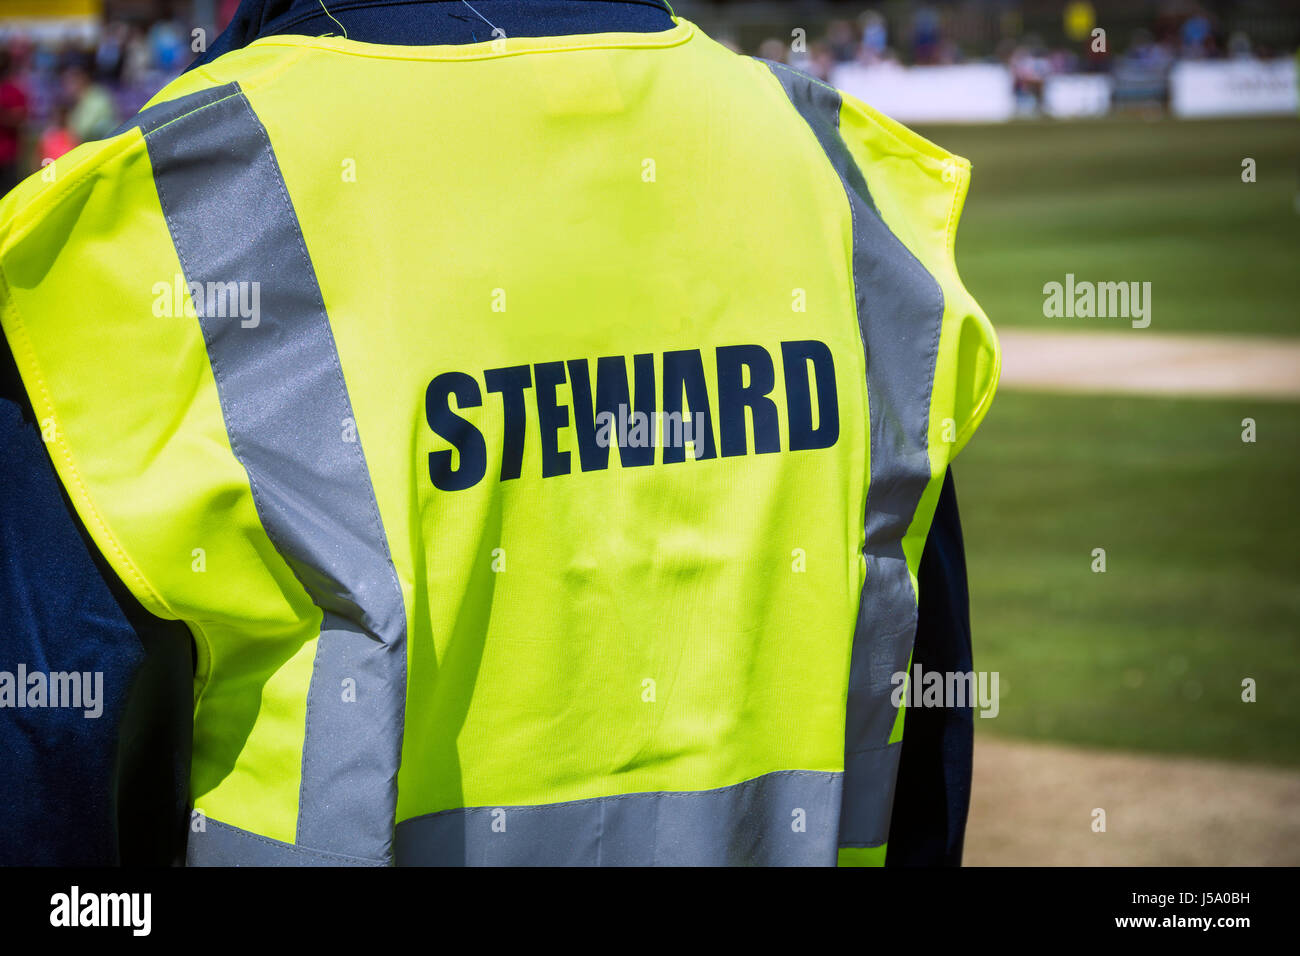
[0,79,29,166]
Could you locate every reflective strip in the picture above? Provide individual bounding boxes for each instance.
[837,742,902,848]
[143,86,408,864]
[187,819,387,867]
[110,82,241,140]
[760,61,945,850]
[395,770,843,866]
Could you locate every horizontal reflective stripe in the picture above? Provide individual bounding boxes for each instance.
[188,765,899,866]
[186,819,386,867]
[396,770,843,866]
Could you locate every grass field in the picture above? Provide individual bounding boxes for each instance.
[914,117,1300,337]
[895,117,1300,769]
[954,390,1300,767]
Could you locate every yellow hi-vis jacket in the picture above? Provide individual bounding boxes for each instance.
[0,18,999,866]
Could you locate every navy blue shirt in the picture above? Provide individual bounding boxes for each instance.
[0,0,971,866]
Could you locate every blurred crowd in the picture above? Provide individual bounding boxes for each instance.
[0,18,192,191]
[0,0,1295,190]
[738,1,1290,112]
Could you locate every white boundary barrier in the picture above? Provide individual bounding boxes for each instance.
[1169,58,1298,118]
[829,62,1016,123]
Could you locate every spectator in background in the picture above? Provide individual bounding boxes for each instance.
[38,105,77,166]
[825,19,858,63]
[1125,27,1175,71]
[95,22,130,84]
[757,37,788,65]
[1226,31,1253,59]
[1179,8,1215,59]
[147,18,188,73]
[807,41,836,81]
[64,62,118,144]
[0,51,29,195]
[122,25,156,86]
[912,7,942,65]
[858,10,889,64]
[1009,34,1052,113]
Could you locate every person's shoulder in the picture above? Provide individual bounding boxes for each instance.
[817,80,1001,461]
[0,49,287,255]
[139,40,308,114]
[835,83,968,180]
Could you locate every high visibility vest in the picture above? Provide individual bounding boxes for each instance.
[0,18,999,866]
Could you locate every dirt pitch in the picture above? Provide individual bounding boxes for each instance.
[996,330,1300,398]
[965,736,1300,865]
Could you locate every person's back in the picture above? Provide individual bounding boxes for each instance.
[0,16,997,865]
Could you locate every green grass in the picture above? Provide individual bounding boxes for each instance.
[955,390,1300,766]
[914,117,1300,337]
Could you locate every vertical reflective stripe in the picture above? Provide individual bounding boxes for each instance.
[143,87,408,864]
[760,61,945,850]
[838,741,903,848]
